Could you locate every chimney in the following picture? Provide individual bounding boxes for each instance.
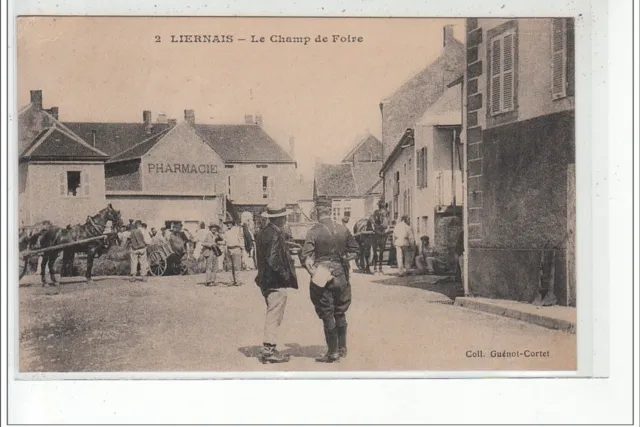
[143,110,152,125]
[167,118,177,126]
[30,90,43,109]
[255,114,263,126]
[443,25,455,48]
[244,114,254,125]
[184,109,195,125]
[289,136,295,158]
[49,107,59,120]
[91,129,97,147]
[156,113,168,124]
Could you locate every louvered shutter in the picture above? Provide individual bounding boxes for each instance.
[82,170,90,197]
[268,176,275,199]
[552,18,567,99]
[502,33,515,111]
[59,171,66,196]
[490,38,502,115]
[416,149,423,189]
[423,147,428,188]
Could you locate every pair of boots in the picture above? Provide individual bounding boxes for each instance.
[315,325,347,363]
[259,343,290,364]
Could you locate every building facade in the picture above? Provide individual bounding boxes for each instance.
[18,91,110,226]
[463,18,576,306]
[313,133,383,230]
[379,26,465,250]
[19,92,301,233]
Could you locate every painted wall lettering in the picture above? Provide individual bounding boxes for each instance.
[148,163,219,174]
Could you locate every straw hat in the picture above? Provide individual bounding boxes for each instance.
[261,203,292,218]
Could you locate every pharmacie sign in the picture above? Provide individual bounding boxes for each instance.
[148,163,219,174]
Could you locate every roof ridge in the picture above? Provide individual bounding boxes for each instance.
[52,122,110,157]
[22,127,56,156]
[107,125,175,162]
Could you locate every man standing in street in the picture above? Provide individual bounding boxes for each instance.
[223,219,244,283]
[393,215,415,277]
[254,203,298,364]
[301,197,360,363]
[128,220,151,282]
[199,222,223,287]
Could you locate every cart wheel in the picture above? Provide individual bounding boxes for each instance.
[177,263,188,275]
[19,255,29,279]
[149,251,167,276]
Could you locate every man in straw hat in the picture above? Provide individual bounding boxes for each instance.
[197,222,223,286]
[254,202,299,364]
[300,196,360,363]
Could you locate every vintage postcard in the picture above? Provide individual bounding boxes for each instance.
[15,16,577,374]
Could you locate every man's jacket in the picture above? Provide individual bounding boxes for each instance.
[255,222,298,290]
[300,217,360,281]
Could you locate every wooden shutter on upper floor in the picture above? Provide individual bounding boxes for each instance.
[416,148,423,189]
[552,18,568,99]
[490,37,502,115]
[82,170,90,197]
[59,172,66,196]
[502,32,515,111]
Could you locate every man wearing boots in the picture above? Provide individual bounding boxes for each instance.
[301,197,360,363]
[254,203,299,364]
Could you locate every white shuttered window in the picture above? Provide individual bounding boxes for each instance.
[551,18,568,99]
[489,30,516,116]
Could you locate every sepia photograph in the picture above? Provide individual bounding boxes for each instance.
[15,16,577,373]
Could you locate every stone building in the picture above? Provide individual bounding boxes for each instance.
[462,18,576,306]
[18,90,110,226]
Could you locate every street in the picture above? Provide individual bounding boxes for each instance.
[19,268,576,372]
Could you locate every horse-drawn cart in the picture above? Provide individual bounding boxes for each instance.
[147,240,188,276]
[19,234,109,280]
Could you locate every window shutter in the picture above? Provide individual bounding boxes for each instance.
[551,18,567,99]
[268,176,275,199]
[490,38,502,115]
[416,149,423,189]
[566,19,575,96]
[423,147,428,188]
[82,171,90,197]
[59,172,66,196]
[502,33,515,111]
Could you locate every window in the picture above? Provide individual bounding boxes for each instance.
[416,147,428,189]
[393,195,398,219]
[343,207,351,218]
[227,175,233,196]
[224,165,234,169]
[262,176,275,199]
[256,164,268,169]
[408,156,412,173]
[60,171,89,197]
[489,28,516,115]
[393,171,400,195]
[262,176,268,199]
[551,18,574,99]
[332,208,341,222]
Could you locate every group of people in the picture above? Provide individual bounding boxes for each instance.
[192,219,256,287]
[392,215,464,279]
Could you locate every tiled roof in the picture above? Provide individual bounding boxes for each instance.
[106,127,174,163]
[352,162,383,195]
[315,163,357,198]
[381,40,465,158]
[341,133,383,163]
[21,126,109,160]
[193,124,294,163]
[63,122,173,157]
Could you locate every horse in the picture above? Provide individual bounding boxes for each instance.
[353,218,375,274]
[370,207,390,274]
[37,204,123,290]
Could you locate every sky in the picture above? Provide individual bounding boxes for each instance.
[17,17,464,179]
